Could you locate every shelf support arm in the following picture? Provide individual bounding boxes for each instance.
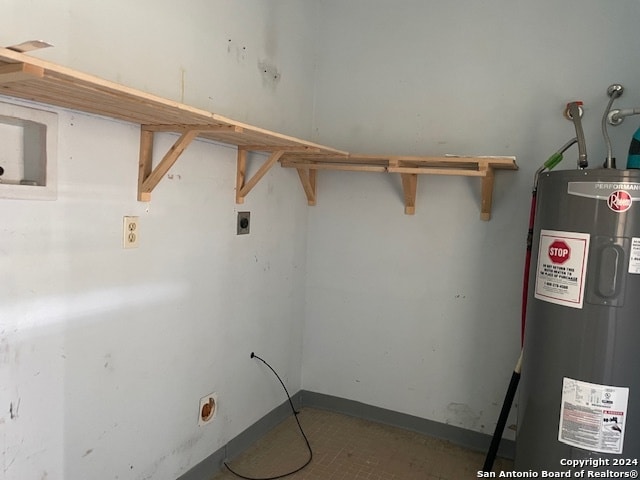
[479,161,495,221]
[138,129,154,201]
[296,168,317,206]
[236,148,247,204]
[236,149,285,203]
[400,173,418,215]
[138,127,199,201]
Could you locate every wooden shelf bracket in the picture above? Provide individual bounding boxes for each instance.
[296,168,317,205]
[236,147,324,204]
[479,161,495,221]
[138,128,198,201]
[236,149,284,204]
[138,125,243,201]
[400,173,418,215]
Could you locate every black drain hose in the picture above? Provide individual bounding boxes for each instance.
[482,127,576,472]
[482,180,537,472]
[482,351,522,472]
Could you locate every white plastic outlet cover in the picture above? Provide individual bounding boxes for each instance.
[123,216,139,249]
[198,393,217,426]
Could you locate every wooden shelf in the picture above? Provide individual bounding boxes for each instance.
[0,47,517,219]
[281,154,517,219]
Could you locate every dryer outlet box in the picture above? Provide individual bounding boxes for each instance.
[237,211,250,235]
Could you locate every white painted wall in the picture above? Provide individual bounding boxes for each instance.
[303,0,640,439]
[0,100,309,480]
[1,1,316,478]
[1,0,318,139]
[4,2,640,478]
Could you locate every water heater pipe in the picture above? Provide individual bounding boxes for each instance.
[565,102,587,169]
[607,108,640,126]
[602,84,624,168]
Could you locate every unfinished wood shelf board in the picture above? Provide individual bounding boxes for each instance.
[0,47,517,218]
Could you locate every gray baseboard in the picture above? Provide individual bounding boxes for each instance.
[301,390,515,460]
[178,390,514,480]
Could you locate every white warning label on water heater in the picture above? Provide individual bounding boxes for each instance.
[534,230,590,309]
[628,237,640,274]
[559,377,629,454]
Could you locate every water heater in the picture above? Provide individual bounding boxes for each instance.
[515,168,640,472]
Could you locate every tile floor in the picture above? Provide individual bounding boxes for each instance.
[212,408,513,480]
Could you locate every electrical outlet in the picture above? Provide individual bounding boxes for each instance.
[123,216,139,248]
[198,393,217,426]
[237,211,250,235]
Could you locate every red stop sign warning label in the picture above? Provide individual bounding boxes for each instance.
[535,230,590,309]
[549,240,570,264]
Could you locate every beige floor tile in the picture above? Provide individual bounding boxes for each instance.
[212,408,512,480]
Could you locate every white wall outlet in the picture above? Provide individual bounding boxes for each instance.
[198,393,217,426]
[123,216,139,248]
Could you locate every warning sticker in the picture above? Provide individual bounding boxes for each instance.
[629,238,640,274]
[534,230,590,309]
[559,377,629,454]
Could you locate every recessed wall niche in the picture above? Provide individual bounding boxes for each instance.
[0,101,57,200]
